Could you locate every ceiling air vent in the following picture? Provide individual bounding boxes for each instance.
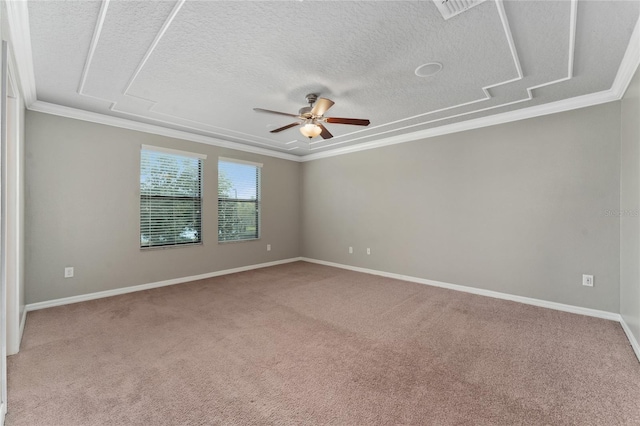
[432,0,487,20]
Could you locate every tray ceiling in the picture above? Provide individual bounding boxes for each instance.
[16,0,640,158]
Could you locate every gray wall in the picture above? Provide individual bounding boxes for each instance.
[25,100,627,314]
[302,103,621,312]
[621,66,640,344]
[25,111,300,304]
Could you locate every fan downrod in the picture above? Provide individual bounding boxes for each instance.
[305,93,318,106]
[299,94,318,117]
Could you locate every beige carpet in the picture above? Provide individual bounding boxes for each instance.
[7,261,640,425]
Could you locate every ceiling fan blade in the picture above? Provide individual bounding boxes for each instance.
[325,117,370,126]
[311,98,335,116]
[318,123,333,140]
[270,122,300,133]
[253,108,299,118]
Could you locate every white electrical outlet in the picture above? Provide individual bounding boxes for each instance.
[64,267,74,278]
[267,244,271,251]
[349,246,353,254]
[582,274,594,287]
[367,248,371,255]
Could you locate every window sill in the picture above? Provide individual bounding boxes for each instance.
[218,238,260,245]
[140,242,203,251]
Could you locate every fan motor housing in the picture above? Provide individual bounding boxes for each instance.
[298,106,313,118]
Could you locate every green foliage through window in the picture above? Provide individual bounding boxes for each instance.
[218,159,261,242]
[140,147,204,248]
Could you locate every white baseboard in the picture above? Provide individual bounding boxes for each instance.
[300,258,621,321]
[620,316,640,363]
[301,257,640,362]
[25,257,302,312]
[22,256,640,364]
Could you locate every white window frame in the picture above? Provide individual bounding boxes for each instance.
[140,145,206,249]
[218,157,262,243]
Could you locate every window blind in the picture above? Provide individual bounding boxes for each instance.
[140,147,204,248]
[218,158,262,242]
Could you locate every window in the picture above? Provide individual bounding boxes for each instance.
[140,145,206,249]
[218,157,262,242]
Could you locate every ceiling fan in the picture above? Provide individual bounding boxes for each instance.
[253,94,370,140]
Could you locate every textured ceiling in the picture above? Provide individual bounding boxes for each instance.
[24,0,640,157]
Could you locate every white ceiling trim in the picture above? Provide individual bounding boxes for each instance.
[5,1,640,163]
[70,0,290,152]
[77,0,110,95]
[112,101,296,151]
[611,14,640,98]
[69,0,532,156]
[68,0,529,154]
[122,0,184,95]
[2,0,36,106]
[310,0,577,153]
[72,0,296,151]
[301,88,620,162]
[74,0,293,151]
[495,0,523,80]
[309,93,531,152]
[111,0,297,151]
[310,0,525,149]
[28,100,301,162]
[523,0,577,97]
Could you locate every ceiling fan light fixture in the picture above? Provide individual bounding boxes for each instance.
[300,121,322,139]
[255,95,369,141]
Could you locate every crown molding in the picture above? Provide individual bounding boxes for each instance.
[9,4,640,163]
[28,101,301,162]
[3,0,37,106]
[611,15,640,99]
[27,87,622,164]
[300,88,619,162]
